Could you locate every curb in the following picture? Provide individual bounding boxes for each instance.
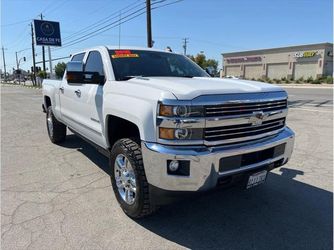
[1,83,42,89]
[277,84,333,89]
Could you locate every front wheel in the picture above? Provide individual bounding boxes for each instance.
[110,138,156,218]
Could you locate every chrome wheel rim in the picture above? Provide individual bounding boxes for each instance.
[47,110,53,137]
[114,154,136,205]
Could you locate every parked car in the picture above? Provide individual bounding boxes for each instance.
[42,46,295,218]
[224,75,239,79]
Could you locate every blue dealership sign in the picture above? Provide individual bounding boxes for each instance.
[33,20,61,47]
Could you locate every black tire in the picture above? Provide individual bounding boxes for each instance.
[46,106,67,144]
[110,138,156,218]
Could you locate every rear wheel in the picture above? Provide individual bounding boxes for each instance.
[110,138,156,218]
[46,106,66,144]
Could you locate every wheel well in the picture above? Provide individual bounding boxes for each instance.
[107,115,140,148]
[44,96,51,108]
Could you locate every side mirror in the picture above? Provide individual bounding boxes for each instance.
[205,67,215,77]
[66,61,104,84]
[66,61,84,83]
[83,71,104,84]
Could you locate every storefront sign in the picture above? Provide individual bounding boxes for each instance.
[34,19,61,46]
[226,56,262,64]
[293,51,318,58]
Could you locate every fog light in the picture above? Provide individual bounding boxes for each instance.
[168,160,179,172]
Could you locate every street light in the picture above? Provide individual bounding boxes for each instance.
[15,50,27,84]
[17,57,26,84]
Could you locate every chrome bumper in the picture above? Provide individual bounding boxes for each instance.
[141,127,295,191]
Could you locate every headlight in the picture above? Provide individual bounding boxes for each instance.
[159,104,204,117]
[159,127,203,140]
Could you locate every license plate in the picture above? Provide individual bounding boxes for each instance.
[246,170,268,189]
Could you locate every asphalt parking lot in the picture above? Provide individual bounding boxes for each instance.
[1,85,333,250]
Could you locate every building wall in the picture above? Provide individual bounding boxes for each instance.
[222,43,333,80]
[324,45,334,76]
[267,63,288,79]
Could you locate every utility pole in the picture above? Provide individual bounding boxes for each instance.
[182,38,189,55]
[146,0,153,48]
[1,46,7,82]
[15,51,20,84]
[15,52,19,69]
[40,13,46,72]
[30,23,37,85]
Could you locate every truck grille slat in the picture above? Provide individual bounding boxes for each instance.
[205,105,287,115]
[204,99,287,144]
[206,100,287,110]
[205,118,285,135]
[205,99,287,117]
[205,126,285,141]
[205,123,284,139]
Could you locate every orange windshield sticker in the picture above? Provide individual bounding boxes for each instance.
[112,54,139,58]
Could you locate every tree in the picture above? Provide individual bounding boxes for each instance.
[188,53,219,76]
[54,62,66,79]
[37,70,47,79]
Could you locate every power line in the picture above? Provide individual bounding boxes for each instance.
[54,0,176,51]
[42,0,68,16]
[54,8,148,50]
[61,0,167,45]
[6,26,30,50]
[151,0,183,10]
[36,56,70,64]
[3,0,184,68]
[62,1,145,42]
[40,0,59,14]
[1,19,31,27]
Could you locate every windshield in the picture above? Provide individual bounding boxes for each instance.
[109,49,209,81]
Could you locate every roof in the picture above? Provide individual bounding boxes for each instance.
[106,45,167,52]
[222,42,333,57]
[70,45,171,57]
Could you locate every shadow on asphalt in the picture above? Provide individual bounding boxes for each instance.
[61,134,333,250]
[60,134,111,176]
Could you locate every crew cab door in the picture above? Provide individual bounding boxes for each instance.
[59,52,86,133]
[73,50,105,146]
[59,51,106,147]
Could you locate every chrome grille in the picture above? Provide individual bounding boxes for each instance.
[205,118,285,142]
[205,99,288,117]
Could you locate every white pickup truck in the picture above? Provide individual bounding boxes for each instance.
[43,46,294,218]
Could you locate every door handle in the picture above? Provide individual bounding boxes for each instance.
[74,89,81,97]
[59,87,64,93]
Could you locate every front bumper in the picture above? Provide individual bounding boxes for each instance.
[141,127,295,192]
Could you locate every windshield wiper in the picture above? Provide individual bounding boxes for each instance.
[178,75,194,78]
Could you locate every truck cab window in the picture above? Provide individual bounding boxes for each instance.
[71,53,85,62]
[85,51,105,76]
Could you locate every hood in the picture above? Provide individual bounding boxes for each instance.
[126,77,284,100]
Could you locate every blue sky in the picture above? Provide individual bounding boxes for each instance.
[1,0,333,72]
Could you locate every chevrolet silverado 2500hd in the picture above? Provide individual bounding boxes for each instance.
[42,46,295,218]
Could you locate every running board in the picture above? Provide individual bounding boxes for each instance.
[68,127,110,158]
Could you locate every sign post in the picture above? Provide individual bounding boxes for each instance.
[48,47,53,78]
[33,20,61,79]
